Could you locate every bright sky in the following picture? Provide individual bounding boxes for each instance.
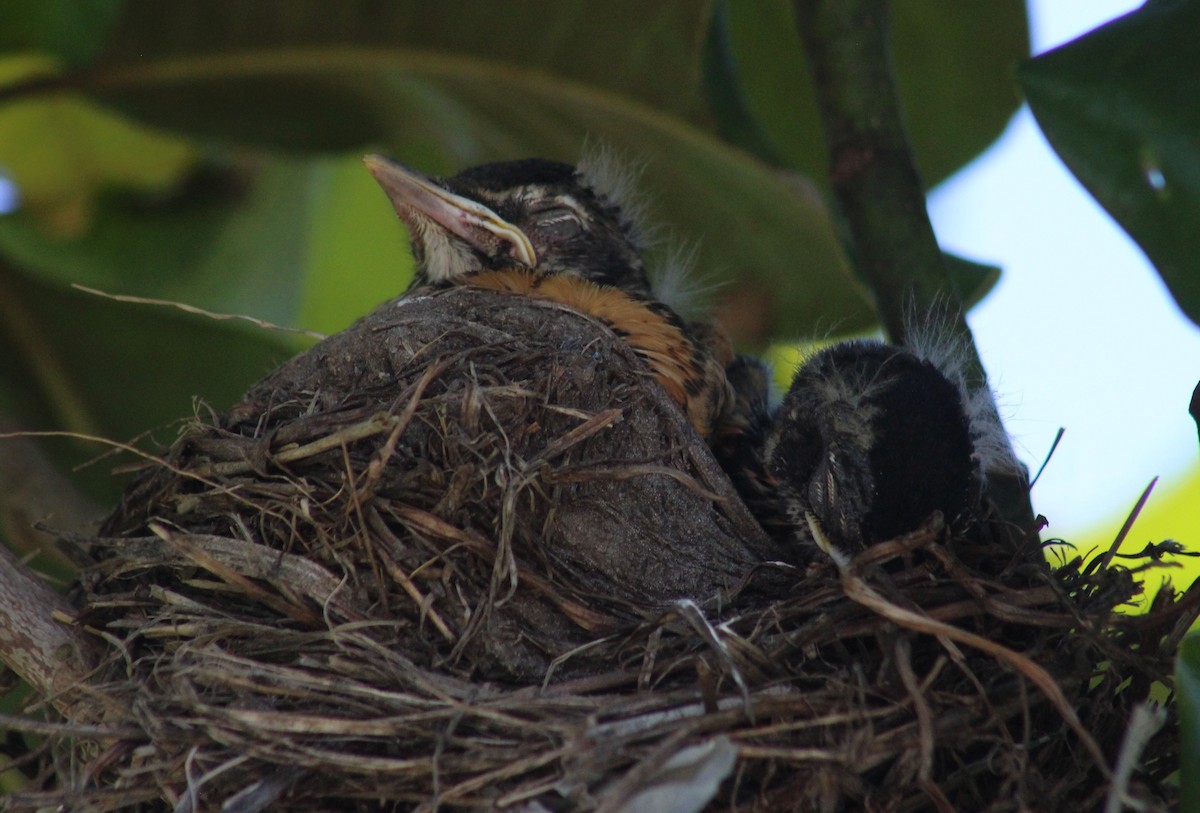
[930,0,1200,538]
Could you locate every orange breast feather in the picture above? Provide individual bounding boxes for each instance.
[467,270,729,437]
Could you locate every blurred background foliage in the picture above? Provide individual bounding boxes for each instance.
[1,0,1200,802]
[0,0,1032,507]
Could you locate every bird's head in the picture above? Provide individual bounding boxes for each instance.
[364,154,651,294]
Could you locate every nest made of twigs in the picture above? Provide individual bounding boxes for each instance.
[6,286,1198,813]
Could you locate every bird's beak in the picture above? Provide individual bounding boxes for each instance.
[363,154,537,268]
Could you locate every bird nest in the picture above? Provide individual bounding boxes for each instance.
[7,286,1198,812]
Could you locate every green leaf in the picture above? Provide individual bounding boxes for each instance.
[1190,379,1200,449]
[91,0,715,139]
[1179,632,1200,812]
[0,263,295,451]
[945,253,1000,310]
[0,151,421,333]
[891,0,1028,186]
[13,21,870,339]
[1020,1,1200,328]
[0,55,195,236]
[707,0,1028,187]
[0,157,310,324]
[299,155,414,334]
[0,0,125,66]
[701,0,787,167]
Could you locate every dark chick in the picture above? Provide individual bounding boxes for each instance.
[766,342,977,551]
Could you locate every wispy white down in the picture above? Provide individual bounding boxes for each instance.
[904,310,1022,482]
[651,241,725,320]
[577,141,718,318]
[576,141,651,244]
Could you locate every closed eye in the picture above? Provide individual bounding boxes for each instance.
[531,206,583,239]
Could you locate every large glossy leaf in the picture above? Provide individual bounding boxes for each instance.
[707,0,1028,188]
[945,253,1000,310]
[0,156,316,325]
[0,150,420,339]
[1020,0,1200,328]
[298,154,416,334]
[0,265,296,473]
[0,1,125,66]
[90,0,715,144]
[0,3,878,340]
[0,56,194,236]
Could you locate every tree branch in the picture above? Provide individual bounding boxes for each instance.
[0,424,105,719]
[792,0,958,341]
[0,542,100,721]
[791,0,1036,535]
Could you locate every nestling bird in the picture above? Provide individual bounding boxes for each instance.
[766,341,979,549]
[364,153,1017,555]
[708,333,1016,553]
[363,153,733,438]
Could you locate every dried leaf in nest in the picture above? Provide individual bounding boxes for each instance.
[9,287,1200,813]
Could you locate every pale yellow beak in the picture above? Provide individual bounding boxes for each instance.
[363,154,537,268]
